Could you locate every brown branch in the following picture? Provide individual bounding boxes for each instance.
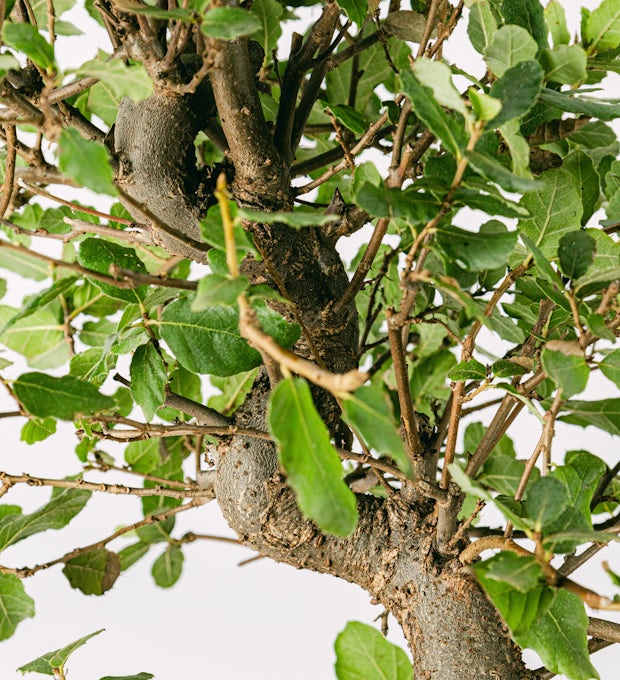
[0,499,202,578]
[0,125,17,219]
[47,77,98,104]
[0,471,214,500]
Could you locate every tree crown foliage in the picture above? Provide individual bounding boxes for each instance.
[0,0,619,678]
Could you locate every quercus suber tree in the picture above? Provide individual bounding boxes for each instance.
[1,0,620,678]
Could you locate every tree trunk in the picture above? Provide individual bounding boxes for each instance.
[112,49,539,680]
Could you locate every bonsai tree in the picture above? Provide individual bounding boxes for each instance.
[0,0,619,678]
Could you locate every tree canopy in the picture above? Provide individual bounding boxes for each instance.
[0,0,620,678]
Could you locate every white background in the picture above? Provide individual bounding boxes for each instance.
[0,1,619,678]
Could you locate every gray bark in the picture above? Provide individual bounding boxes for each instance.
[111,38,539,680]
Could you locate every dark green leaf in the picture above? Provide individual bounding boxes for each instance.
[269,378,358,536]
[560,398,620,436]
[249,0,283,54]
[437,222,517,271]
[327,104,368,135]
[159,297,299,377]
[151,546,184,588]
[474,552,545,592]
[14,372,114,420]
[18,629,105,675]
[447,359,487,381]
[501,0,548,50]
[2,23,55,71]
[193,274,248,309]
[335,621,412,680]
[0,487,90,552]
[78,238,147,303]
[557,231,596,279]
[62,548,121,595]
[600,349,620,387]
[525,476,570,530]
[484,24,538,77]
[517,590,599,680]
[341,385,412,478]
[125,439,161,474]
[200,7,262,40]
[0,574,34,641]
[519,169,583,258]
[354,183,439,223]
[58,129,117,196]
[118,542,150,571]
[465,150,542,192]
[541,347,589,398]
[478,452,538,497]
[400,69,466,157]
[562,151,599,226]
[538,88,620,121]
[237,207,339,228]
[489,60,544,126]
[337,0,367,28]
[473,562,554,637]
[468,0,498,54]
[130,343,167,421]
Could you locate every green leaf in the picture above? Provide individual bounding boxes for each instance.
[78,238,147,303]
[517,590,599,680]
[484,24,538,77]
[0,243,49,280]
[478,452,538,497]
[327,104,368,135]
[0,304,66,364]
[0,52,20,77]
[14,372,114,420]
[341,385,412,478]
[21,417,57,444]
[249,0,283,54]
[501,0,548,50]
[489,60,543,126]
[600,349,620,387]
[236,206,339,228]
[58,129,117,196]
[335,621,412,680]
[447,359,487,380]
[465,150,541,192]
[400,69,466,157]
[99,675,154,680]
[0,277,76,336]
[525,476,570,530]
[193,274,249,309]
[540,45,587,85]
[413,57,470,119]
[474,561,554,637]
[151,545,184,588]
[62,548,121,595]
[130,343,167,421]
[499,118,533,177]
[474,552,545,593]
[563,151,600,226]
[541,347,589,398]
[208,368,258,415]
[2,23,55,72]
[18,629,105,675]
[0,574,34,641]
[439,220,517,272]
[269,378,358,536]
[538,88,620,121]
[0,487,91,552]
[382,10,427,42]
[354,183,439,223]
[585,0,620,52]
[200,7,261,40]
[468,88,502,122]
[467,0,498,54]
[545,1,570,45]
[519,168,583,258]
[557,231,596,280]
[337,0,367,28]
[118,541,150,571]
[159,296,299,377]
[76,54,153,102]
[560,398,620,436]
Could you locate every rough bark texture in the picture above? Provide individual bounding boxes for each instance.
[111,36,539,680]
